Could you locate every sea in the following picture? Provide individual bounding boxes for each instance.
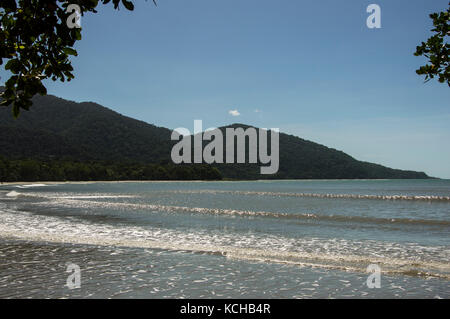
[0,179,449,298]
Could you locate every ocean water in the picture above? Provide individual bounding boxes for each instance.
[0,179,449,298]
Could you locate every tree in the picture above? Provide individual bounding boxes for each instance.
[0,0,155,117]
[414,2,449,86]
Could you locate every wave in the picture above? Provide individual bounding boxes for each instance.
[51,195,136,199]
[223,249,450,279]
[6,191,21,197]
[15,184,50,189]
[42,198,450,227]
[4,191,135,200]
[173,190,450,202]
[0,204,449,279]
[0,226,448,280]
[6,191,449,226]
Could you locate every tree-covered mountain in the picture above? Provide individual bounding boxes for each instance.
[0,91,430,180]
[0,93,173,162]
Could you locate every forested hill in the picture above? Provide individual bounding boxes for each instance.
[0,93,173,162]
[0,92,430,180]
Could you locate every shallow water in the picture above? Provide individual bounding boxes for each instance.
[0,180,449,298]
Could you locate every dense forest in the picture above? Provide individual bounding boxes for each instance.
[0,89,430,181]
[0,157,222,182]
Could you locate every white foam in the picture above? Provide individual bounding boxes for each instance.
[174,190,450,202]
[0,206,448,279]
[51,195,135,199]
[6,191,21,197]
[35,198,450,227]
[16,184,49,189]
[4,192,135,200]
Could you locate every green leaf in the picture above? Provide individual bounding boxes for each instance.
[5,75,18,87]
[75,29,82,41]
[62,47,78,56]
[5,59,20,72]
[122,0,134,11]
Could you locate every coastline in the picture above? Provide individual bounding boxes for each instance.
[1,178,449,298]
[0,178,442,186]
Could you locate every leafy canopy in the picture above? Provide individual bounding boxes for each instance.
[0,0,155,117]
[414,2,449,86]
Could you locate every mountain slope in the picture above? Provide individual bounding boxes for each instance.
[0,93,429,179]
[0,94,173,163]
[211,124,429,179]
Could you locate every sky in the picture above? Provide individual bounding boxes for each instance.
[1,0,450,177]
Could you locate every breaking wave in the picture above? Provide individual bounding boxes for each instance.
[4,191,135,200]
[0,206,448,279]
[6,191,21,197]
[15,184,50,189]
[173,190,450,202]
[36,197,450,227]
[2,186,449,280]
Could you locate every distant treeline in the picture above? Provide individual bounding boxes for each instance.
[0,157,222,182]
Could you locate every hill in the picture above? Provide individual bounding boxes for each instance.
[0,92,429,180]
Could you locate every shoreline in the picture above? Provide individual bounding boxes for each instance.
[0,178,442,186]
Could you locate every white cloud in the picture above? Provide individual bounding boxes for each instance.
[229,109,240,117]
[254,109,260,113]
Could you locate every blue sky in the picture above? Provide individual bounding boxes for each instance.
[2,0,450,177]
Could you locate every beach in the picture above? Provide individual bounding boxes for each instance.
[0,179,449,298]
